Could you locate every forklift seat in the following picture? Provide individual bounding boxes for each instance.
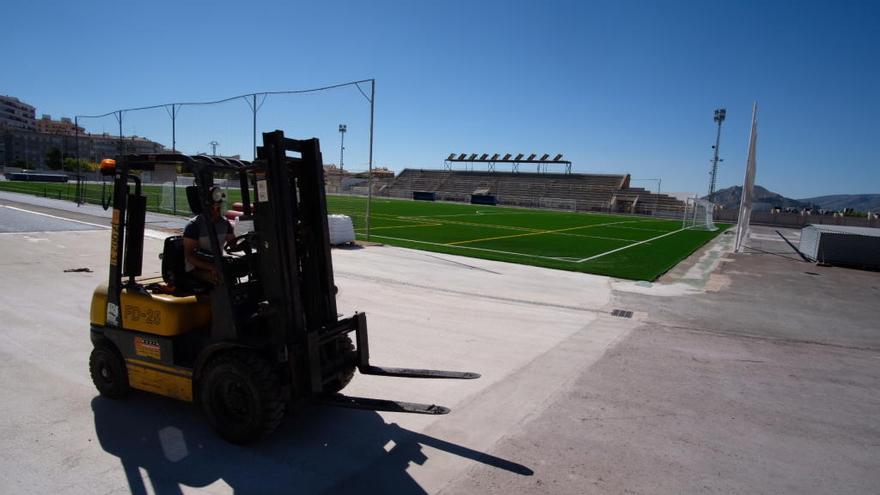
[161,236,187,288]
[161,235,217,293]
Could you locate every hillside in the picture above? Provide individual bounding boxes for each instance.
[707,186,880,212]
[798,194,880,212]
[706,185,809,212]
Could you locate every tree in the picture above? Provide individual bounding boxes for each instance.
[46,147,63,170]
[63,158,99,172]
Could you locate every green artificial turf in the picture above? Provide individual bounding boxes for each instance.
[331,196,729,280]
[0,181,728,280]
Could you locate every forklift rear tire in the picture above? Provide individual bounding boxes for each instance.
[89,344,131,399]
[200,351,285,444]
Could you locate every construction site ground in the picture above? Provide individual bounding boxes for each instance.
[0,190,877,494]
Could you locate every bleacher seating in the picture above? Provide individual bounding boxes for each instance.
[382,169,685,214]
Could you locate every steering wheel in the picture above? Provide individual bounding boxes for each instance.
[225,234,250,254]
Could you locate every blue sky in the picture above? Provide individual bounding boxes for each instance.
[2,0,877,198]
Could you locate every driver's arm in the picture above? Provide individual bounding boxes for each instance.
[183,236,215,272]
[223,219,235,248]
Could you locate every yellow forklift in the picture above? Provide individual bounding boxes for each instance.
[89,130,478,443]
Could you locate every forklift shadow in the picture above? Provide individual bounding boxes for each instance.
[92,395,532,495]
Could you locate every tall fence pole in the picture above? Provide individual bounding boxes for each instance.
[116,111,124,155]
[365,79,375,240]
[171,104,177,153]
[74,116,81,206]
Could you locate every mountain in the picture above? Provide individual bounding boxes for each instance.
[797,194,880,213]
[707,186,880,213]
[706,185,810,212]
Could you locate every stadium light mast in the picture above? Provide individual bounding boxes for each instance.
[209,140,219,156]
[708,108,726,199]
[338,124,347,172]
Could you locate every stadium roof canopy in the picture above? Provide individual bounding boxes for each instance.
[444,152,572,173]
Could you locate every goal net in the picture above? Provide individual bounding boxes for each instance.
[539,197,577,212]
[683,198,717,231]
[159,182,177,214]
[158,177,230,216]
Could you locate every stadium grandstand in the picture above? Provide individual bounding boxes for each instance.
[382,161,686,216]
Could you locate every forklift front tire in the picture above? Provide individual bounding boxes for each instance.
[199,351,285,444]
[324,336,357,394]
[89,344,131,399]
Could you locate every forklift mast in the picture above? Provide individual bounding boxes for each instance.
[250,132,350,392]
[254,132,338,348]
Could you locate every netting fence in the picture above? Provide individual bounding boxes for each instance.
[69,80,378,237]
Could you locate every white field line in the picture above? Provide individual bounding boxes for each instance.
[576,227,688,263]
[399,210,534,219]
[606,225,673,233]
[358,222,443,231]
[447,220,641,246]
[0,230,109,235]
[1,204,109,229]
[355,224,637,243]
[555,232,637,243]
[361,211,671,241]
[399,216,540,233]
[365,234,575,262]
[365,213,643,242]
[0,205,167,239]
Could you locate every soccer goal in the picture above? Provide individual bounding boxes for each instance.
[539,197,578,212]
[158,178,230,216]
[682,197,717,231]
[159,182,178,214]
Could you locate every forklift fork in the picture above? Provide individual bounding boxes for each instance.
[354,313,480,381]
[315,312,479,415]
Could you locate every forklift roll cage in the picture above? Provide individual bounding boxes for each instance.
[97,130,476,420]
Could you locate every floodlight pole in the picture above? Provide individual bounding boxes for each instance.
[339,124,347,172]
[708,108,726,198]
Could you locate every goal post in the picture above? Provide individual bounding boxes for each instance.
[692,198,717,231]
[159,181,177,215]
[682,197,717,231]
[539,197,577,212]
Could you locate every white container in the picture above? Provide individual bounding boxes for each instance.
[328,214,356,245]
[799,224,880,269]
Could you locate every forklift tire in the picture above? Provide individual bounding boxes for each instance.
[89,344,131,399]
[324,336,357,394]
[199,351,285,444]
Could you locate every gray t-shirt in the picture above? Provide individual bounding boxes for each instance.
[183,215,232,272]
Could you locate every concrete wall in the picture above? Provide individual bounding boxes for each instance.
[715,210,880,228]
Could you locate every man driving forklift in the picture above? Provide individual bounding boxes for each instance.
[88,131,478,444]
[182,186,234,287]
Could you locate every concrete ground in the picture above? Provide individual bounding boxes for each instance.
[0,191,877,494]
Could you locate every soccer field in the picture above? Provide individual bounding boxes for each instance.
[0,181,727,281]
[329,196,728,281]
